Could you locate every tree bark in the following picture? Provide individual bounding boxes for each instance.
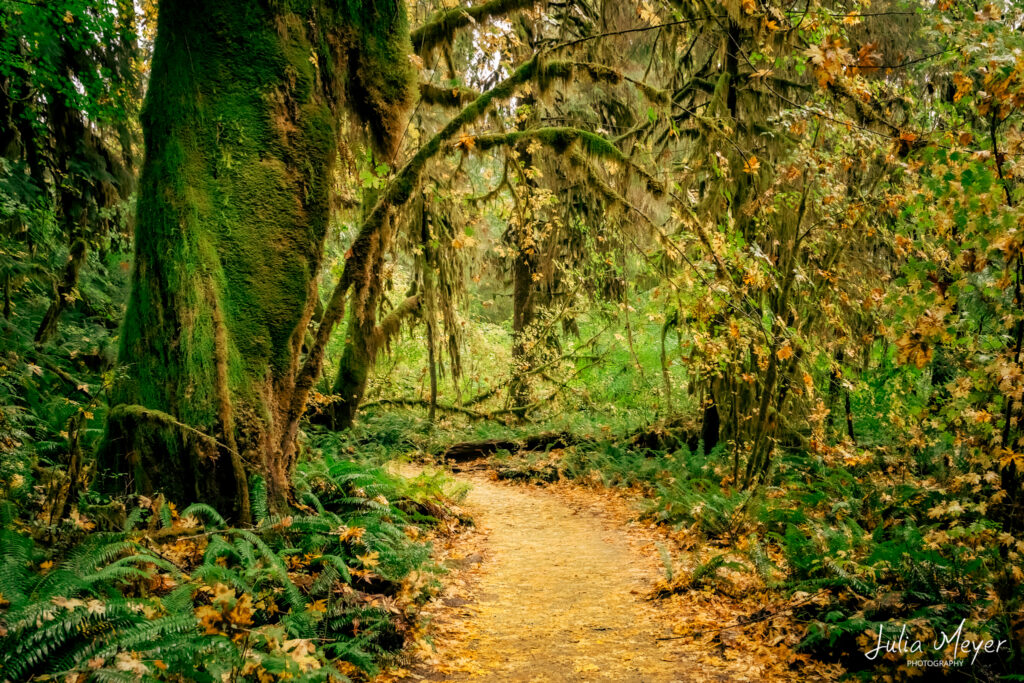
[327,295,420,430]
[101,0,415,519]
[34,239,86,344]
[442,431,580,463]
[509,230,536,408]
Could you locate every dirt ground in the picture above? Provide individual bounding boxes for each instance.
[378,466,844,682]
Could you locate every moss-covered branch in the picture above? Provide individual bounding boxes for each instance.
[410,0,537,53]
[359,397,487,420]
[420,82,480,107]
[538,61,671,105]
[420,61,665,109]
[34,239,86,344]
[471,127,664,196]
[107,404,239,456]
[286,55,663,437]
[376,295,421,345]
[288,54,548,429]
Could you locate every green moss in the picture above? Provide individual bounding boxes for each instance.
[104,0,358,516]
[410,0,536,53]
[338,0,415,155]
[419,83,479,107]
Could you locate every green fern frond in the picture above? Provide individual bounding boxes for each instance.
[180,503,226,528]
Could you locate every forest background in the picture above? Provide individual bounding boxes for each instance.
[1,0,1023,680]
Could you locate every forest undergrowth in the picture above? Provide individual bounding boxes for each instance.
[335,408,1024,682]
[0,426,470,682]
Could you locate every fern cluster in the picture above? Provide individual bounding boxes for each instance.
[0,456,463,682]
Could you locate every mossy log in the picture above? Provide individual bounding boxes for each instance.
[441,431,581,463]
[627,416,701,453]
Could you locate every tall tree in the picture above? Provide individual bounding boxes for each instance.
[101,0,416,518]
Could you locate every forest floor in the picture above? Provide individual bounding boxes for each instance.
[376,463,844,682]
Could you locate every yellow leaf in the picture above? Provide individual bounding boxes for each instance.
[357,550,380,568]
[337,525,365,542]
[743,155,760,174]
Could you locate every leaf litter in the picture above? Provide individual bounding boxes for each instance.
[376,466,843,682]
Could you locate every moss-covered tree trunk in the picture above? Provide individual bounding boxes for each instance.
[325,189,417,431]
[101,0,414,519]
[326,293,419,430]
[329,307,376,431]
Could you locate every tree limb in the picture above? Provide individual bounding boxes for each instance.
[411,0,538,54]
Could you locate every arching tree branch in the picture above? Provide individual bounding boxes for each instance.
[411,0,537,54]
[470,127,664,196]
[284,55,663,442]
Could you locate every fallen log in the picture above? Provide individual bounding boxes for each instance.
[627,415,700,453]
[358,397,486,420]
[442,431,581,463]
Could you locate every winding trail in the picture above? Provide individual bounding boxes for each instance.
[381,466,841,683]
[399,470,702,682]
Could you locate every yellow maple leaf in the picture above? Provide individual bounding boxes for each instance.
[743,155,760,174]
[357,550,380,568]
[337,525,365,542]
[1000,449,1024,471]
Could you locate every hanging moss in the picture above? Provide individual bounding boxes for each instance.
[300,47,668,434]
[471,127,665,196]
[419,82,479,107]
[410,0,537,54]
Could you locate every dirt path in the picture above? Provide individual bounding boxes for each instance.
[396,471,697,682]
[385,467,841,683]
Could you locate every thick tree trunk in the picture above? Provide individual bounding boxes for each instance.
[101,0,414,519]
[700,385,720,453]
[329,307,376,431]
[325,185,396,431]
